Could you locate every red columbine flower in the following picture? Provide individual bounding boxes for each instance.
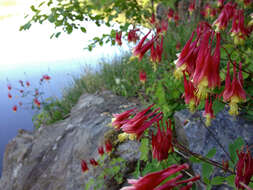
[231,9,248,45]
[217,0,225,7]
[105,140,113,153]
[8,93,12,99]
[139,70,147,84]
[152,120,173,161]
[203,98,214,126]
[7,84,11,91]
[90,158,99,167]
[43,74,51,80]
[19,80,24,87]
[174,12,179,25]
[188,1,195,15]
[133,31,155,61]
[223,62,246,116]
[150,13,156,25]
[20,90,24,93]
[120,164,198,190]
[176,42,181,51]
[35,89,39,96]
[183,72,197,112]
[235,147,253,189]
[112,108,135,129]
[19,102,23,106]
[222,160,229,172]
[244,0,252,7]
[210,8,217,19]
[12,105,17,112]
[116,31,122,46]
[98,146,104,156]
[128,29,139,43]
[26,81,30,87]
[168,8,174,21]
[174,31,197,79]
[81,160,89,173]
[34,98,41,108]
[192,30,221,100]
[121,105,163,139]
[213,2,236,32]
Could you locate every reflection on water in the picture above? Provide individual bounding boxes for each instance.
[0,16,131,176]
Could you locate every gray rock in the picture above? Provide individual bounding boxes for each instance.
[0,91,140,190]
[174,109,253,190]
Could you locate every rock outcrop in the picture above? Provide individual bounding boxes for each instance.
[0,91,140,190]
[174,109,253,189]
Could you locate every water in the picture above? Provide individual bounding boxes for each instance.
[0,16,130,176]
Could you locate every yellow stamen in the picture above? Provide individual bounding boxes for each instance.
[188,99,196,113]
[196,78,209,100]
[118,133,129,142]
[174,64,186,80]
[205,114,212,127]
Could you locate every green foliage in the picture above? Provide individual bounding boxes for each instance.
[139,138,149,161]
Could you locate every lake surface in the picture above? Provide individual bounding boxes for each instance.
[0,16,131,176]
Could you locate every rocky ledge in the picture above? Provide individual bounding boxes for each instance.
[0,91,140,190]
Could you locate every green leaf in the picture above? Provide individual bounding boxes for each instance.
[225,175,236,188]
[139,138,149,161]
[55,32,61,38]
[228,137,244,163]
[211,176,225,185]
[189,156,201,163]
[80,27,86,33]
[212,100,224,115]
[206,148,216,159]
[202,162,213,179]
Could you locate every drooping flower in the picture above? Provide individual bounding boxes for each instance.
[152,119,173,161]
[81,160,89,173]
[139,70,147,83]
[12,105,17,112]
[105,140,113,153]
[203,98,214,126]
[150,13,156,25]
[112,108,135,129]
[8,93,12,99]
[231,9,248,45]
[235,147,253,189]
[213,2,236,32]
[222,160,229,172]
[42,74,51,81]
[188,1,195,15]
[120,164,199,190]
[128,29,139,43]
[20,90,24,93]
[116,31,122,46]
[176,42,181,51]
[34,98,41,108]
[121,105,163,139]
[26,81,30,87]
[210,8,217,19]
[167,8,174,21]
[183,72,197,112]
[19,80,24,87]
[223,62,246,116]
[192,30,221,100]
[133,31,155,61]
[98,146,104,156]
[7,84,12,91]
[90,158,99,167]
[174,12,180,25]
[19,102,23,106]
[217,0,225,7]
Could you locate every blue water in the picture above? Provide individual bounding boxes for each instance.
[0,17,131,176]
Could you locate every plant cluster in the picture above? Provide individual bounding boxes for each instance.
[20,0,253,189]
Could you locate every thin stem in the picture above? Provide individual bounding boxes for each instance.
[173,139,235,175]
[198,113,234,163]
[222,46,252,75]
